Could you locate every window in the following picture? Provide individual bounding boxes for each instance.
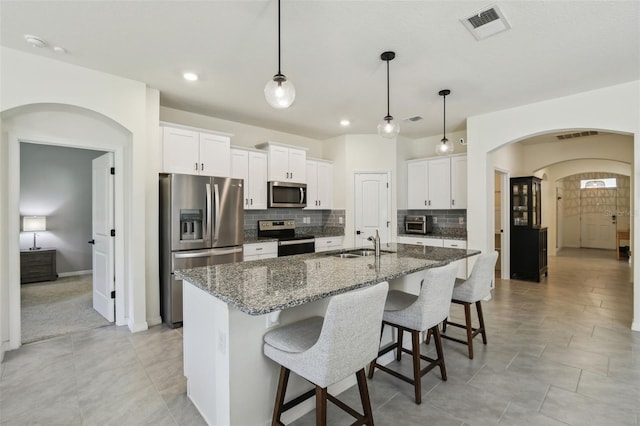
[580,178,617,189]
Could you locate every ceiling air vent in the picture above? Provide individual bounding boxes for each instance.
[403,116,423,122]
[556,131,599,140]
[461,4,511,40]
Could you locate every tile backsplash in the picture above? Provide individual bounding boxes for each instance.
[244,209,345,232]
[397,209,466,234]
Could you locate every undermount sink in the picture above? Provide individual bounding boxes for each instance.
[327,249,389,258]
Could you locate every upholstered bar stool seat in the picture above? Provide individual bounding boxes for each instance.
[264,281,389,426]
[441,251,499,359]
[368,262,458,404]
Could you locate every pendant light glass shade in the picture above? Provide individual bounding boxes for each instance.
[378,51,399,138]
[378,116,400,138]
[265,74,295,109]
[265,0,295,109]
[436,89,454,155]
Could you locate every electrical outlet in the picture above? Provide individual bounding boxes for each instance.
[339,217,344,224]
[217,330,227,355]
[433,217,438,224]
[459,217,464,224]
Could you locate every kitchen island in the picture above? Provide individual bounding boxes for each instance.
[177,243,479,426]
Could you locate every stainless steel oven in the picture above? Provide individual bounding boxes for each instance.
[257,219,315,256]
[405,215,433,235]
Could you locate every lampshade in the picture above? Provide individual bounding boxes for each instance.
[265,74,296,109]
[23,216,46,232]
[377,117,400,139]
[436,138,455,155]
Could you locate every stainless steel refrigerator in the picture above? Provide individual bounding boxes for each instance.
[159,173,244,328]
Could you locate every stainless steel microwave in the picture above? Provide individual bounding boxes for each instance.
[405,215,433,235]
[268,181,307,208]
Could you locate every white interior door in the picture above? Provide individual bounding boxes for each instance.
[354,173,390,247]
[92,153,115,322]
[580,188,617,249]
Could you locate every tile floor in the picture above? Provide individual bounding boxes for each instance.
[1,248,638,425]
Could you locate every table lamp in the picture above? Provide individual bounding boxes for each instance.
[23,216,46,250]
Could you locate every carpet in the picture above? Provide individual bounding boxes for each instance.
[21,274,111,344]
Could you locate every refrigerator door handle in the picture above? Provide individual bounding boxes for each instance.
[174,247,243,259]
[205,183,212,240]
[213,183,221,242]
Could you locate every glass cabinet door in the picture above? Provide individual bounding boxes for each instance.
[511,177,542,229]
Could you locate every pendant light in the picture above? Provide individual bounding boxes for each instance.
[377,51,400,138]
[436,89,454,155]
[264,0,295,109]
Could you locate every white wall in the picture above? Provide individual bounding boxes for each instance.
[322,134,397,246]
[1,47,154,353]
[467,80,640,331]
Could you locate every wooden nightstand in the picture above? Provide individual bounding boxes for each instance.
[20,249,58,284]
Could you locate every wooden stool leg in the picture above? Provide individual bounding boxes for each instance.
[356,369,374,426]
[315,386,327,426]
[432,325,447,381]
[368,323,385,379]
[442,317,448,333]
[411,330,422,404]
[476,301,487,344]
[464,302,474,359]
[272,367,290,426]
[396,328,404,361]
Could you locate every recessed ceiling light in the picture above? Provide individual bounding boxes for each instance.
[24,34,46,48]
[53,46,67,54]
[340,119,350,127]
[183,72,198,82]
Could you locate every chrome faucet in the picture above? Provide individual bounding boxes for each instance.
[367,230,381,258]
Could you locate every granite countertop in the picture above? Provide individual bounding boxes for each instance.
[397,230,467,240]
[176,243,480,316]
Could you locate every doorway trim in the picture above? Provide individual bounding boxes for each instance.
[8,133,126,349]
[494,168,510,279]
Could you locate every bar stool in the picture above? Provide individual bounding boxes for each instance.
[263,281,389,426]
[368,262,458,404]
[441,251,499,359]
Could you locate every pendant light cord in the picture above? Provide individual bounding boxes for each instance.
[277,0,282,75]
[386,59,390,118]
[442,93,446,139]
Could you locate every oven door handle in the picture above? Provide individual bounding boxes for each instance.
[278,238,315,246]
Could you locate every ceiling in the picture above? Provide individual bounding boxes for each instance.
[1,1,638,140]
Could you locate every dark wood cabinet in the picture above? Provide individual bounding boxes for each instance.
[20,249,58,284]
[510,177,547,282]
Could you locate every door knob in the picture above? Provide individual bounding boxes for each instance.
[88,239,95,245]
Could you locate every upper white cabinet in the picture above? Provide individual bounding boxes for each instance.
[306,159,333,210]
[162,125,231,177]
[230,147,268,210]
[256,142,308,184]
[407,154,467,210]
[450,155,467,209]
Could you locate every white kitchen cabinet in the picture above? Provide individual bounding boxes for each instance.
[406,154,467,210]
[243,241,278,261]
[397,235,468,278]
[306,159,333,210]
[230,147,268,210]
[256,142,307,183]
[314,236,344,253]
[162,125,231,177]
[450,155,467,209]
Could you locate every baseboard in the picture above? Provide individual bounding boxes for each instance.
[632,320,640,332]
[147,316,163,327]
[128,319,149,333]
[58,270,92,277]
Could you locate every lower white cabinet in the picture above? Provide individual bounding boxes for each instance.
[396,236,468,279]
[243,241,278,261]
[314,236,344,253]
